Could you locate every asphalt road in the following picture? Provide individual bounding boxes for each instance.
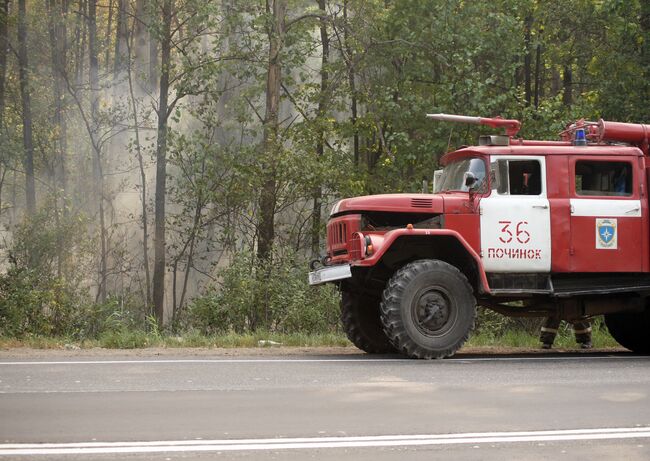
[1,350,650,460]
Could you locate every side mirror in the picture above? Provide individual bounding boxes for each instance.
[464,172,478,189]
[432,169,443,192]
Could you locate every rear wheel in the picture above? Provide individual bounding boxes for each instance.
[605,308,650,353]
[380,259,476,359]
[341,291,396,354]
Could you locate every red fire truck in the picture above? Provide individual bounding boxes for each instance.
[309,114,650,359]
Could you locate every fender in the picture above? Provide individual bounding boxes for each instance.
[353,228,491,294]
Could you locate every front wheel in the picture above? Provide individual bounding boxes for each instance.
[605,308,650,354]
[380,259,476,359]
[341,291,396,354]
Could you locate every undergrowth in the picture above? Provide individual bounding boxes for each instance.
[0,324,622,351]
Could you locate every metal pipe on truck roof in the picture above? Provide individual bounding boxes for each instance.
[427,113,521,136]
[426,113,482,124]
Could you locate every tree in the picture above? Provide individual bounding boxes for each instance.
[149,0,225,325]
[310,0,329,259]
[0,0,7,222]
[256,0,286,265]
[0,0,8,131]
[152,0,173,325]
[17,0,35,215]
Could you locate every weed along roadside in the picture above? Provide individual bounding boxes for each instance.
[0,318,623,354]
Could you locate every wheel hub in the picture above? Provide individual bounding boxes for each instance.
[415,291,450,334]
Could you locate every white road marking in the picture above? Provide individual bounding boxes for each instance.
[0,355,645,366]
[1,427,649,456]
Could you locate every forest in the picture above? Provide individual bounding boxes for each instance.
[0,0,648,341]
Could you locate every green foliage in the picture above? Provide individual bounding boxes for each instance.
[0,206,92,337]
[0,207,153,339]
[98,328,153,349]
[188,251,340,335]
[0,267,60,336]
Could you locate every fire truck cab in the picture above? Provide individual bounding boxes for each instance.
[309,115,650,359]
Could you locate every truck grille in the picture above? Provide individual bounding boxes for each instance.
[331,222,347,245]
[411,198,433,208]
[326,214,362,263]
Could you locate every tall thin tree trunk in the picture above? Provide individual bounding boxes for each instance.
[104,0,113,67]
[152,0,173,326]
[523,15,532,106]
[48,0,69,199]
[343,0,359,166]
[11,169,17,223]
[89,0,107,302]
[0,0,9,131]
[113,0,127,78]
[551,66,561,96]
[76,0,87,86]
[178,220,198,316]
[311,0,329,259]
[0,169,6,221]
[534,41,542,109]
[256,0,286,265]
[48,0,69,278]
[126,21,151,311]
[562,64,572,106]
[18,0,35,215]
[174,191,204,323]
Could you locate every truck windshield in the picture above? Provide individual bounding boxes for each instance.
[434,158,486,192]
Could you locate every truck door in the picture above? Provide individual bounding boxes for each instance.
[479,156,551,273]
[569,157,642,272]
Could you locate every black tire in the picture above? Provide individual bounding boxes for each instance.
[380,259,476,359]
[341,291,396,354]
[605,309,650,354]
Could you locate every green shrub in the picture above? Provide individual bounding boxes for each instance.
[0,206,96,337]
[0,267,56,336]
[74,295,151,340]
[98,328,152,348]
[188,251,340,334]
[0,265,93,337]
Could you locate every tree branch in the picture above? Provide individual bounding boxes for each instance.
[285,12,327,30]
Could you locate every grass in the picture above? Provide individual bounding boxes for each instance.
[0,319,623,351]
[0,331,352,350]
[466,321,621,349]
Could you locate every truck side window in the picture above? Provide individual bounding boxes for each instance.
[491,159,542,195]
[575,161,632,196]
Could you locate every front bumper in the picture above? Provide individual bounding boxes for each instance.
[308,264,352,285]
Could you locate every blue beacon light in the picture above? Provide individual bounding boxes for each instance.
[574,128,587,146]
